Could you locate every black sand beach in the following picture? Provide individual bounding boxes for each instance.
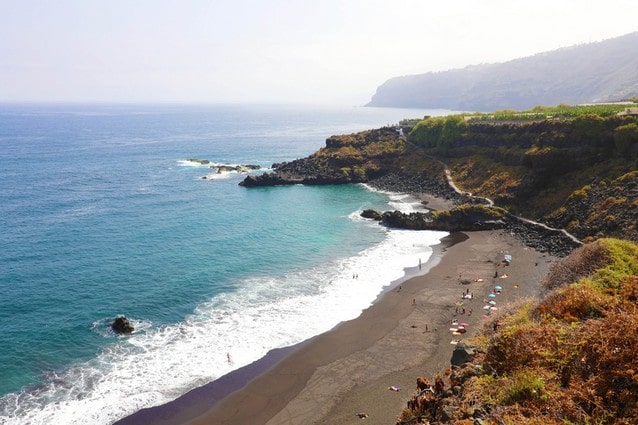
[118,229,555,425]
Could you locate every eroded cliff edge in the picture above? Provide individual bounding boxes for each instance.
[239,112,638,248]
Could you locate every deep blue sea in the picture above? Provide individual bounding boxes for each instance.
[0,103,449,424]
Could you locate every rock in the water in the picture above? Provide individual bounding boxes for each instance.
[112,316,134,334]
[361,209,382,220]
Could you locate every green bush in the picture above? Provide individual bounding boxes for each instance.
[613,123,638,155]
[409,115,466,153]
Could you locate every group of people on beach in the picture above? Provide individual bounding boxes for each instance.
[448,251,514,344]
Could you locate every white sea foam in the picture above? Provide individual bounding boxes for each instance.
[360,183,428,214]
[388,193,427,213]
[200,172,234,180]
[0,198,447,425]
[176,159,209,167]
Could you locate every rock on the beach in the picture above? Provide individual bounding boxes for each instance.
[111,316,134,334]
[450,342,476,366]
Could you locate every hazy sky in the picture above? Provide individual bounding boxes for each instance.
[1,0,636,105]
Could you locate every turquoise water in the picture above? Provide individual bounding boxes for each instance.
[0,103,449,424]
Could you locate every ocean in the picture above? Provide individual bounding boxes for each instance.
[0,103,450,424]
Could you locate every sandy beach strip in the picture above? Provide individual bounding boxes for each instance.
[118,229,555,425]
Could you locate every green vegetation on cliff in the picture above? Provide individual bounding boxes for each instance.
[311,127,408,180]
[406,106,638,243]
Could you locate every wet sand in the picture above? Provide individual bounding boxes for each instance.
[118,230,554,425]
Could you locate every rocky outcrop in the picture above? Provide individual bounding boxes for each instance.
[361,209,382,220]
[362,204,581,257]
[545,171,638,243]
[239,157,359,187]
[504,218,583,257]
[240,127,410,187]
[363,204,508,232]
[201,163,261,179]
[111,316,134,334]
[368,173,460,203]
[398,364,486,425]
[216,164,260,173]
[240,116,636,251]
[451,342,477,367]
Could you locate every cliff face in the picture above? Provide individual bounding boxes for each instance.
[240,114,638,244]
[367,32,638,111]
[240,126,452,196]
[436,116,638,242]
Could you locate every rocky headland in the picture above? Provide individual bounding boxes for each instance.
[239,110,638,254]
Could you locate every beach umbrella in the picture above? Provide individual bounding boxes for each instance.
[483,305,491,310]
[488,293,496,298]
[460,322,469,327]
[490,306,498,311]
[495,285,503,290]
[489,300,497,305]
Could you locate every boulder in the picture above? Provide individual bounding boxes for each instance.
[111,316,134,334]
[361,209,382,220]
[451,342,476,366]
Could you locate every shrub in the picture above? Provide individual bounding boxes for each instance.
[409,115,466,153]
[613,122,638,155]
[501,372,548,405]
[537,282,613,322]
[541,241,610,291]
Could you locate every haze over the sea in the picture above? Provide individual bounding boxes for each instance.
[1,0,636,105]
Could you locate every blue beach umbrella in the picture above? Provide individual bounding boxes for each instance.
[488,293,497,298]
[495,285,503,290]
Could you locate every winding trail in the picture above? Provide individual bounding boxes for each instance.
[440,159,583,246]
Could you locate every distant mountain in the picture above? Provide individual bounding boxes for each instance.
[367,32,638,111]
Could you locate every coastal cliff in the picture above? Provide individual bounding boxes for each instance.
[240,126,452,198]
[240,106,638,246]
[367,31,638,111]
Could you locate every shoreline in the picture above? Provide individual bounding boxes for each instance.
[117,229,554,425]
[115,232,458,425]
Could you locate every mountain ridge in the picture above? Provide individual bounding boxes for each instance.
[367,32,638,111]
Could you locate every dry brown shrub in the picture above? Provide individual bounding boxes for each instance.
[536,283,614,322]
[542,241,610,291]
[620,275,638,306]
[576,308,638,419]
[483,322,559,375]
[490,404,573,425]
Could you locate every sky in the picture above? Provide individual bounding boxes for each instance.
[1,0,636,105]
